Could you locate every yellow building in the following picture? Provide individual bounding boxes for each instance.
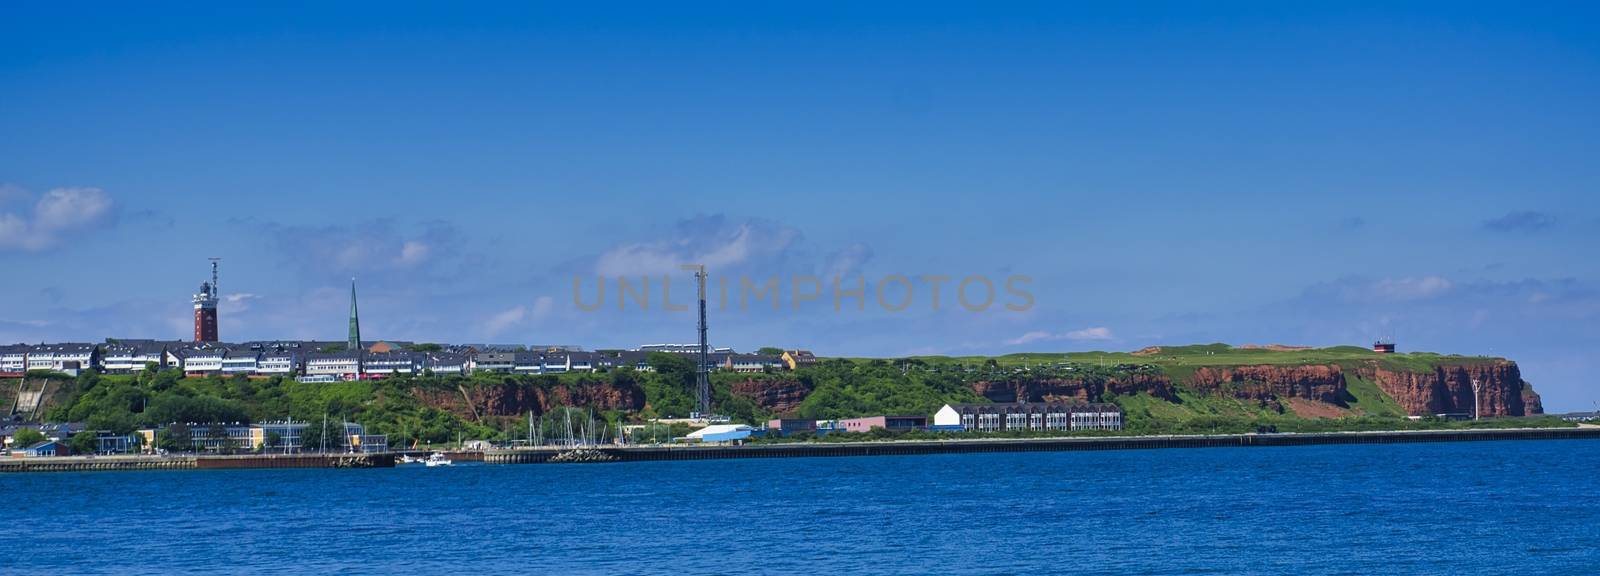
[780,350,817,371]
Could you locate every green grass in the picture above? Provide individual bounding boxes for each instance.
[841,344,1524,426]
[1343,375,1408,418]
[898,343,1503,381]
[1113,388,1288,430]
[1114,392,1197,423]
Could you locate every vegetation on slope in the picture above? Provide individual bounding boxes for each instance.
[6,344,1560,447]
[916,343,1504,373]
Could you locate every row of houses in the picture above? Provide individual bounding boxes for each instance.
[1,340,820,381]
[933,402,1125,432]
[763,402,1126,436]
[0,343,98,375]
[304,349,796,379]
[2,420,387,457]
[134,421,388,454]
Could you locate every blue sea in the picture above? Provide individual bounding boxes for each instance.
[2,440,1597,575]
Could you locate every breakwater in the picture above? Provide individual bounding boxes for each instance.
[485,427,1600,464]
[0,453,394,473]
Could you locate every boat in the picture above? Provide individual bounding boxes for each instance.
[397,454,421,464]
[424,452,452,467]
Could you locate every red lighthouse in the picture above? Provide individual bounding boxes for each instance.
[193,259,220,342]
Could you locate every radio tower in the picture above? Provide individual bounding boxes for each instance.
[694,265,712,418]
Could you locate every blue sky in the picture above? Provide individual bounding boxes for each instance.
[1,3,1597,410]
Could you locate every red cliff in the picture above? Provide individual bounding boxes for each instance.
[1188,364,1348,406]
[729,378,813,415]
[1358,361,1540,417]
[412,381,645,421]
[972,373,1175,404]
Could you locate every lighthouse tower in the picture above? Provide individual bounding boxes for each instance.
[193,259,220,342]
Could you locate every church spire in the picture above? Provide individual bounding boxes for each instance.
[347,278,362,351]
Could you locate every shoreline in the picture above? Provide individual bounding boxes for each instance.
[499,426,1600,463]
[0,452,394,473]
[6,427,1596,473]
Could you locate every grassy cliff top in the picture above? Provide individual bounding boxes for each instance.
[894,343,1507,374]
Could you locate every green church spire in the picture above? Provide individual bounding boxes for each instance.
[347,279,361,350]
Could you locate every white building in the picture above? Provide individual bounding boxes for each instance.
[101,342,170,373]
[933,404,961,427]
[0,345,31,374]
[473,352,518,373]
[258,351,301,375]
[25,343,98,375]
[512,353,547,374]
[1072,407,1124,431]
[723,354,783,373]
[222,349,260,375]
[685,424,755,443]
[305,351,362,378]
[170,346,226,374]
[420,353,469,375]
[936,402,1124,432]
[635,344,735,354]
[363,352,416,376]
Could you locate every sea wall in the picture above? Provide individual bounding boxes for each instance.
[0,453,394,473]
[485,428,1600,464]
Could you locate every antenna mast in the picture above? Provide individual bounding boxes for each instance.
[695,265,711,418]
[209,258,220,297]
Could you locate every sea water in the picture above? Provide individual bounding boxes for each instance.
[2,439,1596,575]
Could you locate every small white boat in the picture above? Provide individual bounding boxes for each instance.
[397,454,421,464]
[424,452,453,467]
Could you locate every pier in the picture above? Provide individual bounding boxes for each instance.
[485,427,1600,464]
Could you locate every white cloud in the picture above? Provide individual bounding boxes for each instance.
[258,219,458,279]
[1005,330,1054,345]
[0,213,29,248]
[1064,326,1115,341]
[222,293,260,314]
[530,295,554,317]
[1004,326,1114,346]
[1370,276,1453,302]
[1300,275,1459,305]
[0,186,116,252]
[397,240,431,266]
[822,243,874,280]
[484,305,528,337]
[33,187,114,232]
[481,295,558,339]
[593,216,802,277]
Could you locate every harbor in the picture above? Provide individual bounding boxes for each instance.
[0,452,393,473]
[7,427,1599,473]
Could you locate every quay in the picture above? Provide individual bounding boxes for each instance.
[0,453,394,473]
[6,428,1596,472]
[485,426,1600,464]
